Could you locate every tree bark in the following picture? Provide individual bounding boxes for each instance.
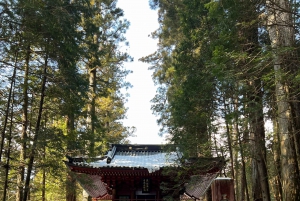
[248,80,271,201]
[236,99,249,201]
[66,171,77,201]
[251,160,261,201]
[82,58,97,201]
[87,68,96,155]
[17,45,30,201]
[66,114,77,201]
[223,98,235,181]
[3,74,16,201]
[290,99,300,171]
[272,119,283,201]
[23,54,48,201]
[0,51,18,162]
[267,0,300,200]
[42,142,46,201]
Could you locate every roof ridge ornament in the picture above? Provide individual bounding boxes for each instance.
[106,146,117,164]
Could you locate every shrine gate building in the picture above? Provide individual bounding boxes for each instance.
[65,144,227,201]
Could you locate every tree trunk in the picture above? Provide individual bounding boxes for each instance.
[42,143,46,201]
[248,80,271,201]
[3,78,16,201]
[0,51,18,161]
[233,123,239,201]
[234,1,271,199]
[239,152,249,201]
[17,45,30,201]
[273,61,299,201]
[236,102,249,201]
[66,171,77,201]
[223,99,235,180]
[272,119,282,201]
[290,99,300,171]
[87,67,96,155]
[66,114,77,201]
[251,160,261,201]
[267,0,300,200]
[82,62,97,201]
[23,54,48,201]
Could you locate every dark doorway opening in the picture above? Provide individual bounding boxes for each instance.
[136,195,156,201]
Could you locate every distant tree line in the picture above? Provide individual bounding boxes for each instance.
[0,0,134,200]
[143,0,300,201]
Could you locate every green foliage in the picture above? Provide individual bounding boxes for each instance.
[0,0,132,200]
[145,0,300,200]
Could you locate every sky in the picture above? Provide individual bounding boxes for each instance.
[117,0,166,144]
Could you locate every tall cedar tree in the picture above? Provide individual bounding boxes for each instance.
[267,0,300,200]
[145,0,300,200]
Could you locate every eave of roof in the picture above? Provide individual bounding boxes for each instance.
[65,144,225,176]
[67,144,180,173]
[65,161,164,176]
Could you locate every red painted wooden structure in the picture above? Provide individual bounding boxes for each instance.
[65,144,226,201]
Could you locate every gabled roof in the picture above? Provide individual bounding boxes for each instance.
[184,173,219,199]
[65,144,226,200]
[70,144,181,173]
[75,173,108,199]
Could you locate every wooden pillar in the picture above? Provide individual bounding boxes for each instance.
[131,178,135,201]
[112,189,116,201]
[156,177,160,201]
[156,189,160,201]
[112,178,116,201]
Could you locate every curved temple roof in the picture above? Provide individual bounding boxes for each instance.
[86,151,179,173]
[65,144,226,200]
[72,144,181,173]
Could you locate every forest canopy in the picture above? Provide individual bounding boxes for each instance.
[142,0,300,201]
[0,0,134,200]
[1,0,300,201]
